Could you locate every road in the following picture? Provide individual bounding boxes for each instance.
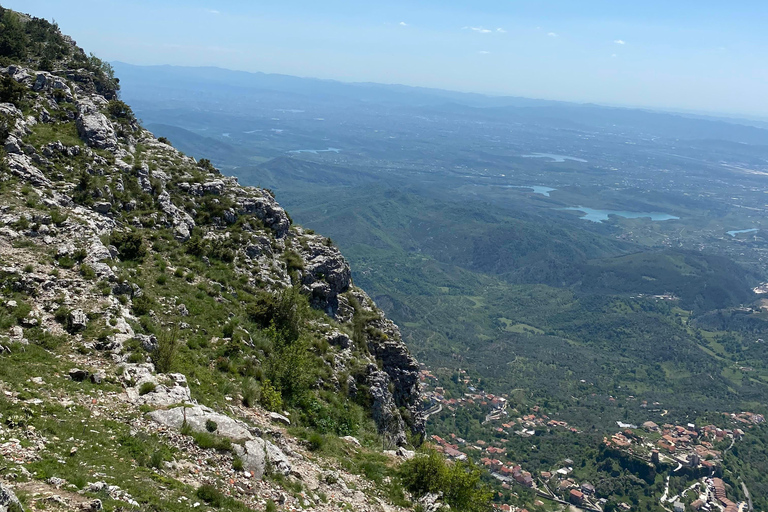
[741,480,753,512]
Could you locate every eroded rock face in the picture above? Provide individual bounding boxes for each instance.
[294,231,352,318]
[148,405,252,442]
[0,482,24,512]
[367,366,407,447]
[75,97,118,150]
[233,438,291,479]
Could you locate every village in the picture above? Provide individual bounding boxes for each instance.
[419,366,762,512]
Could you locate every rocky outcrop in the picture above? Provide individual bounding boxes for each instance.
[75,97,118,150]
[234,438,291,479]
[0,30,424,481]
[0,482,23,512]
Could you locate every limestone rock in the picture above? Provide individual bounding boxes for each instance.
[75,98,118,150]
[68,308,88,331]
[233,438,291,479]
[0,482,24,512]
[148,405,252,442]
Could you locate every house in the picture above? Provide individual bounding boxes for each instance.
[569,490,584,505]
[691,500,704,510]
[641,420,659,431]
[673,502,684,512]
[581,483,595,495]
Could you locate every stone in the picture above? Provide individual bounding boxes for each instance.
[75,98,118,150]
[0,482,23,512]
[326,331,351,349]
[123,365,192,406]
[232,438,291,479]
[93,202,112,214]
[268,412,291,425]
[69,309,88,331]
[134,333,158,352]
[148,405,252,442]
[69,368,90,382]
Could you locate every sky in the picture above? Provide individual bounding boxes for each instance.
[7,0,768,117]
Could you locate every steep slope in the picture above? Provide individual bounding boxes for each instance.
[0,7,437,512]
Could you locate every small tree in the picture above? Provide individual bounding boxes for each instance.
[152,325,180,373]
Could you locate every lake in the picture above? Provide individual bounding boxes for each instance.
[522,153,587,163]
[505,185,557,197]
[562,206,679,223]
[289,147,341,154]
[727,228,758,236]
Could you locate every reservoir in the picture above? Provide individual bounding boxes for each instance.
[505,185,557,197]
[522,153,587,163]
[289,147,341,154]
[563,207,679,223]
[727,228,758,236]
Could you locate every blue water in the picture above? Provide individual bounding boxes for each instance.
[522,153,588,163]
[505,185,557,197]
[727,228,758,236]
[289,147,341,154]
[563,207,679,223]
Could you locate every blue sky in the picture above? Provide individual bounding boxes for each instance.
[8,0,768,117]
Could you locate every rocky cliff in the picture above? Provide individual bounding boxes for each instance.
[0,7,423,511]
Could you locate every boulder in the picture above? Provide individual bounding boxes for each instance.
[268,412,291,425]
[75,98,118,150]
[69,368,90,382]
[68,309,88,331]
[148,405,252,442]
[123,365,191,406]
[233,438,291,479]
[0,482,23,512]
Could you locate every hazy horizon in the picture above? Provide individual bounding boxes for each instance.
[6,0,768,118]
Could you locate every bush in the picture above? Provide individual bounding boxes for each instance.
[242,378,259,408]
[106,99,134,120]
[259,379,283,412]
[399,448,493,512]
[110,230,146,261]
[131,295,153,316]
[138,382,156,395]
[205,419,218,433]
[196,484,224,508]
[247,287,308,343]
[152,325,180,373]
[308,432,325,451]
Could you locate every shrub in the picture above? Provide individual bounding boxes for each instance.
[151,325,180,373]
[49,209,68,226]
[106,99,133,120]
[308,432,325,452]
[259,379,283,412]
[399,448,492,512]
[196,484,224,508]
[79,264,96,280]
[110,230,146,261]
[205,419,218,433]
[138,382,156,395]
[233,456,244,472]
[247,287,307,343]
[131,295,153,316]
[156,274,167,285]
[157,136,171,145]
[241,378,259,408]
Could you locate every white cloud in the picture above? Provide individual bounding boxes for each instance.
[611,53,617,57]
[478,50,491,54]
[496,28,506,33]
[547,32,558,37]
[399,21,408,26]
[463,26,492,34]
[614,39,626,45]
[207,9,220,14]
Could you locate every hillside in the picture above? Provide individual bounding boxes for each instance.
[0,7,496,512]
